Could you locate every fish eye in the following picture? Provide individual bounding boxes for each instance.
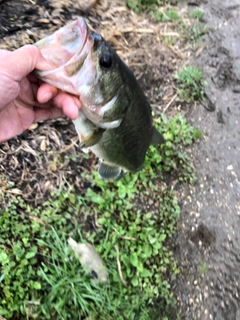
[99,53,112,69]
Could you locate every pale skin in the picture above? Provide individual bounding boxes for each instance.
[0,45,81,143]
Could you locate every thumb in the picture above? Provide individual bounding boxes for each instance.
[2,45,51,81]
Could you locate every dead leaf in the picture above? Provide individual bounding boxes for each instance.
[28,123,38,131]
[40,138,46,152]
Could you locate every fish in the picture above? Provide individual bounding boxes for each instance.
[34,18,165,180]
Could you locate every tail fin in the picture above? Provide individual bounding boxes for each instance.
[151,127,165,145]
[98,162,124,180]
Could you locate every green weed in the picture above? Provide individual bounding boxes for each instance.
[175,66,206,103]
[189,9,204,20]
[126,0,182,14]
[126,0,160,13]
[199,263,208,277]
[156,9,181,22]
[162,36,176,45]
[180,23,207,46]
[0,114,201,319]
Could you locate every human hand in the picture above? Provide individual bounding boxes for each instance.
[0,45,81,143]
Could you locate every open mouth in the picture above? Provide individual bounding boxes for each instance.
[34,18,90,71]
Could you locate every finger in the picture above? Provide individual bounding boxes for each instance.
[37,83,59,103]
[0,49,10,58]
[34,107,64,123]
[52,92,81,120]
[2,45,52,81]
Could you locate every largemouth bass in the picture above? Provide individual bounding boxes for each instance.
[34,18,165,180]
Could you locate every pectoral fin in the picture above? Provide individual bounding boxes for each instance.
[80,128,105,148]
[151,127,165,145]
[98,162,125,180]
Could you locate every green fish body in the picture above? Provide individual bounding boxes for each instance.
[34,18,164,179]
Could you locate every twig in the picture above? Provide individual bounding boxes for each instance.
[157,9,171,21]
[163,94,177,113]
[113,227,137,241]
[48,136,79,155]
[17,209,45,226]
[120,236,137,241]
[166,44,185,60]
[161,32,180,37]
[94,212,100,228]
[114,244,127,287]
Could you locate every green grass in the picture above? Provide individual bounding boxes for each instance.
[126,0,182,23]
[0,114,201,319]
[126,0,182,14]
[175,66,206,103]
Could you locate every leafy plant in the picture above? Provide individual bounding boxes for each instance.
[126,0,182,14]
[190,9,204,20]
[156,9,181,22]
[126,0,161,13]
[199,263,208,277]
[175,66,206,103]
[0,113,201,319]
[180,23,207,45]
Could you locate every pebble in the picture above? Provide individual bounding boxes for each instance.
[227,165,233,170]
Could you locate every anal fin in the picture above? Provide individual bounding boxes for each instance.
[98,162,124,180]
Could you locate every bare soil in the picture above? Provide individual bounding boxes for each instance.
[0,0,240,320]
[174,1,240,319]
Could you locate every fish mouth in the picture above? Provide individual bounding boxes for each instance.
[34,18,92,79]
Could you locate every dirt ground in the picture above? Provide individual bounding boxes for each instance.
[0,0,181,206]
[0,0,240,319]
[174,0,240,319]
